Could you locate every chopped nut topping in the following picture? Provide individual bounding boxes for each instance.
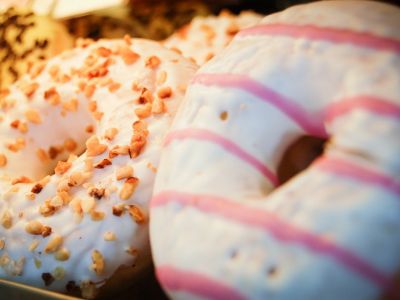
[119,177,139,200]
[0,239,5,250]
[130,134,147,158]
[104,128,118,141]
[125,247,138,256]
[7,138,26,152]
[36,148,49,162]
[22,82,39,98]
[41,226,52,237]
[145,56,161,69]
[80,281,98,299]
[48,65,60,78]
[29,61,46,78]
[109,145,129,158]
[226,23,240,35]
[81,197,95,213]
[86,136,107,157]
[94,158,112,169]
[54,161,72,175]
[136,88,153,104]
[124,34,132,45]
[0,154,7,167]
[44,235,63,253]
[97,47,112,57]
[152,98,166,114]
[25,220,43,235]
[84,84,96,98]
[126,205,146,224]
[29,240,40,252]
[112,205,124,216]
[62,98,79,112]
[1,211,12,229]
[103,231,116,241]
[34,258,42,269]
[134,103,152,119]
[119,46,140,65]
[64,138,77,152]
[48,146,61,160]
[116,166,133,180]
[108,82,121,93]
[31,183,43,194]
[25,109,42,124]
[11,176,32,185]
[55,248,70,261]
[91,250,105,275]
[25,192,36,201]
[86,124,95,133]
[44,87,61,105]
[157,87,172,99]
[157,71,167,85]
[52,266,65,280]
[132,120,148,136]
[88,187,105,200]
[88,100,97,112]
[69,171,91,187]
[90,211,105,221]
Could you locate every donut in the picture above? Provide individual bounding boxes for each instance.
[0,7,74,89]
[0,37,197,298]
[150,1,400,299]
[164,10,262,65]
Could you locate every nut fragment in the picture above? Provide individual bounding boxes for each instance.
[86,136,107,157]
[116,166,133,180]
[145,56,161,69]
[157,87,172,99]
[0,154,7,167]
[90,250,105,275]
[25,220,43,235]
[126,205,146,224]
[55,248,70,261]
[44,235,63,253]
[1,211,12,229]
[54,161,72,175]
[119,177,139,200]
[103,231,116,241]
[104,128,118,141]
[25,109,42,124]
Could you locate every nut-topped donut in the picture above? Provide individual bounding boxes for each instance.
[151,1,400,299]
[164,10,262,65]
[0,37,197,298]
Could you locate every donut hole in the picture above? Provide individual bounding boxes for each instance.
[219,111,229,121]
[277,135,327,184]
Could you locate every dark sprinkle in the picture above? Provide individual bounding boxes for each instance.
[42,272,55,286]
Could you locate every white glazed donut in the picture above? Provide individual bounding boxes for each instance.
[164,10,262,65]
[151,1,400,299]
[0,37,197,298]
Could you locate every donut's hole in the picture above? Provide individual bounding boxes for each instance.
[277,135,327,184]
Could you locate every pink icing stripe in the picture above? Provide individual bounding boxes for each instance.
[238,23,400,54]
[325,95,400,123]
[191,73,327,138]
[156,265,247,300]
[164,128,279,186]
[152,190,393,289]
[315,156,400,196]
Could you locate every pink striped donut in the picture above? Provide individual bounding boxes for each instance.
[150,1,400,299]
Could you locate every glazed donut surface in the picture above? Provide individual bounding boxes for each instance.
[151,1,400,299]
[0,38,197,298]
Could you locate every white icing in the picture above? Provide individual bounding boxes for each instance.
[0,38,197,296]
[151,1,400,299]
